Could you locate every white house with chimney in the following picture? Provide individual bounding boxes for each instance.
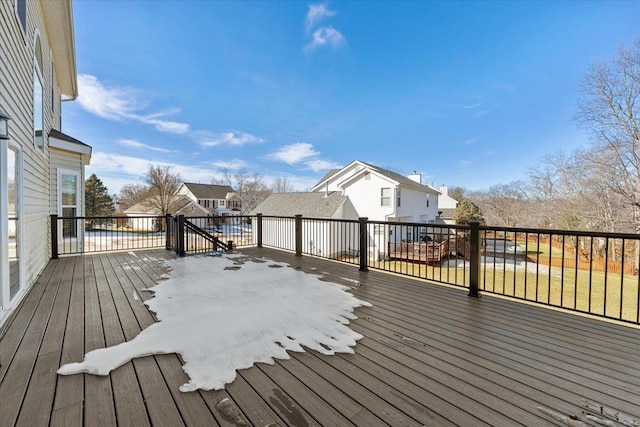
[253,160,446,260]
[310,161,441,224]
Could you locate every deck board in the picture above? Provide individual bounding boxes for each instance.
[0,248,638,426]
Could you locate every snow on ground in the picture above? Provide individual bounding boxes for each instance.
[58,254,371,392]
[443,256,560,277]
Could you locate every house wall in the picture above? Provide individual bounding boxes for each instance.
[395,186,438,223]
[1,1,64,296]
[438,186,458,210]
[341,173,395,221]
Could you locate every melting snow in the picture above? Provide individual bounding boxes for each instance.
[58,254,371,392]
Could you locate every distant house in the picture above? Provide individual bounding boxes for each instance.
[251,160,448,260]
[1,1,91,323]
[311,161,441,224]
[251,192,359,257]
[177,183,242,216]
[124,195,208,231]
[310,161,441,245]
[436,185,458,225]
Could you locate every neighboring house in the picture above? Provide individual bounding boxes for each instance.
[124,195,209,231]
[177,182,242,216]
[250,192,359,257]
[251,160,444,260]
[1,1,91,324]
[436,185,458,225]
[310,161,441,243]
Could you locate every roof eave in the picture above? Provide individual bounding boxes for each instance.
[42,0,78,99]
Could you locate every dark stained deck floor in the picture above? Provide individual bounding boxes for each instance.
[0,248,638,427]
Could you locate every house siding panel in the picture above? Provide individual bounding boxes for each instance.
[1,1,69,306]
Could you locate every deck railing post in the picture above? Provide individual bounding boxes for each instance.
[165,214,172,250]
[51,214,58,259]
[177,214,185,257]
[295,214,303,256]
[469,220,481,297]
[359,217,369,272]
[256,213,263,248]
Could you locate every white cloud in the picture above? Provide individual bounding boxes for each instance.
[463,101,482,109]
[305,159,342,172]
[305,3,336,32]
[457,160,473,167]
[118,139,176,153]
[197,131,265,147]
[304,26,345,53]
[210,159,248,170]
[88,152,220,188]
[267,142,319,165]
[147,118,190,134]
[58,255,370,391]
[77,74,190,134]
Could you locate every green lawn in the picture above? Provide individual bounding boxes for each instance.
[370,259,639,323]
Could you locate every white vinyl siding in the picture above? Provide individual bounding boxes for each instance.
[0,0,68,314]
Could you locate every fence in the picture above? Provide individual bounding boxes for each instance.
[51,215,167,256]
[51,213,640,324]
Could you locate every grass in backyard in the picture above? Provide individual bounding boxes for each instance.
[369,259,639,323]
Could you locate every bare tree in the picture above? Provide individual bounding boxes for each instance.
[272,176,295,193]
[474,181,529,227]
[215,168,272,214]
[575,36,640,232]
[143,165,182,216]
[118,183,148,211]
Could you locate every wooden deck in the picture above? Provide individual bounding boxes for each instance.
[1,248,638,427]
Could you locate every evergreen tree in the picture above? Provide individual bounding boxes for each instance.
[453,198,484,225]
[85,174,115,228]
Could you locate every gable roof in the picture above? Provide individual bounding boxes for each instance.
[313,160,440,194]
[250,192,348,218]
[359,162,440,193]
[316,168,341,186]
[182,183,236,200]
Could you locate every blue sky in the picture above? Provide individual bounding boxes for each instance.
[64,1,640,195]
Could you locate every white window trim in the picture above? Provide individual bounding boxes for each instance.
[57,168,81,243]
[1,140,24,312]
[33,29,46,156]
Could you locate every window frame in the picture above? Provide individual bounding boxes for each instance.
[57,169,80,239]
[33,31,45,154]
[380,188,391,207]
[15,0,27,35]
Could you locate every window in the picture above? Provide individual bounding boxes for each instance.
[59,170,79,238]
[380,188,390,207]
[426,194,430,208]
[15,0,27,33]
[396,188,401,207]
[33,34,44,152]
